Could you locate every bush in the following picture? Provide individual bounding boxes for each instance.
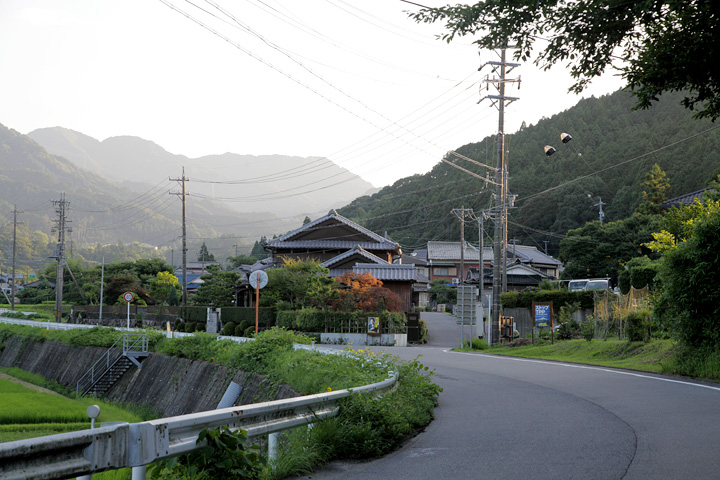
[222,322,236,336]
[471,338,488,350]
[149,426,265,479]
[235,323,247,337]
[502,290,594,310]
[626,308,652,342]
[174,321,185,332]
[581,320,595,342]
[244,326,256,338]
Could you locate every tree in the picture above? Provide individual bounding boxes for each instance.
[191,265,241,307]
[226,255,259,269]
[251,237,267,258]
[105,273,150,305]
[559,214,663,280]
[653,208,720,348]
[637,164,671,215]
[332,272,403,312]
[197,242,215,262]
[410,1,720,120]
[261,259,336,310]
[149,271,180,308]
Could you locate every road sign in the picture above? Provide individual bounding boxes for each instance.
[249,270,268,289]
[123,291,134,303]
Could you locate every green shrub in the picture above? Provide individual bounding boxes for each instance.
[149,426,265,479]
[174,321,185,332]
[471,338,488,350]
[238,320,249,332]
[243,326,255,338]
[222,322,236,336]
[502,290,594,310]
[581,320,595,342]
[626,308,652,342]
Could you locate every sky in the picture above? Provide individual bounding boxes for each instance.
[0,0,626,188]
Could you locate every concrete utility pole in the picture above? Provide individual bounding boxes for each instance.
[51,194,71,323]
[452,207,474,283]
[479,46,520,344]
[11,205,23,311]
[589,195,606,224]
[170,168,189,306]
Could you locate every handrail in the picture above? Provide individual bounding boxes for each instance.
[75,334,148,398]
[0,365,397,480]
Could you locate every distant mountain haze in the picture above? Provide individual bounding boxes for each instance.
[27,127,379,217]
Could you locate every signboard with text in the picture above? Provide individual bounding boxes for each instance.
[533,302,553,328]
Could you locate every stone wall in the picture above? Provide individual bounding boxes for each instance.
[0,336,298,418]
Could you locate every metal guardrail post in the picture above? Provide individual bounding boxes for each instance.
[268,433,279,462]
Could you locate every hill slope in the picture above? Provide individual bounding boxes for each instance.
[27,128,378,217]
[338,89,720,254]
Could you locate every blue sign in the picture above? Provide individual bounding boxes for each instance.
[534,304,551,328]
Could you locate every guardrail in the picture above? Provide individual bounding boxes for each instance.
[0,367,396,480]
[0,318,397,479]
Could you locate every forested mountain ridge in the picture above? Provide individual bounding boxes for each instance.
[27,127,378,217]
[0,123,294,270]
[338,89,720,254]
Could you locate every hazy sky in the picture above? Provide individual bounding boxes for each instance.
[0,0,625,188]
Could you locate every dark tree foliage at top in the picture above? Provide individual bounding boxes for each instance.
[410,1,720,121]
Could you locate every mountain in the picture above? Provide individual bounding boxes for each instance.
[27,128,378,217]
[0,124,297,263]
[338,89,720,255]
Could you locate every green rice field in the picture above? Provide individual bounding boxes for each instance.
[0,373,146,479]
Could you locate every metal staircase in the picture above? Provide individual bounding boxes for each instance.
[76,334,149,398]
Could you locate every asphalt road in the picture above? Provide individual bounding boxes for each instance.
[293,312,720,480]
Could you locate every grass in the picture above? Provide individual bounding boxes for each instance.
[0,376,145,442]
[458,338,678,374]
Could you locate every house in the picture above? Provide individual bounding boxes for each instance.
[262,210,420,312]
[265,209,402,265]
[427,241,561,284]
[426,241,489,283]
[661,187,712,209]
[466,262,553,295]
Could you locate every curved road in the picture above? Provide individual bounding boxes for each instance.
[295,312,720,479]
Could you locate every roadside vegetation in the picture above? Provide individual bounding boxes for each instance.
[0,324,441,479]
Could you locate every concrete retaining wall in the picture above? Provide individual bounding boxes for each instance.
[0,336,298,417]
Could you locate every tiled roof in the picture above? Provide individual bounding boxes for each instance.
[427,241,487,262]
[269,240,397,250]
[267,209,400,250]
[353,263,417,282]
[661,188,712,209]
[511,245,562,266]
[322,246,389,268]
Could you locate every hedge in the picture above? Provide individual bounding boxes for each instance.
[276,308,407,334]
[501,290,594,310]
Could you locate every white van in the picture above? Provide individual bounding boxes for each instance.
[585,279,610,291]
[567,279,589,292]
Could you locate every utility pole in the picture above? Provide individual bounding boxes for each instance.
[11,205,23,311]
[479,46,520,344]
[589,195,606,224]
[170,168,189,306]
[452,207,474,283]
[51,194,71,323]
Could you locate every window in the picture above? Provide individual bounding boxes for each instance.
[433,267,457,276]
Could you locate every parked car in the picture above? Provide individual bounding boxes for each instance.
[567,279,589,292]
[585,279,610,291]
